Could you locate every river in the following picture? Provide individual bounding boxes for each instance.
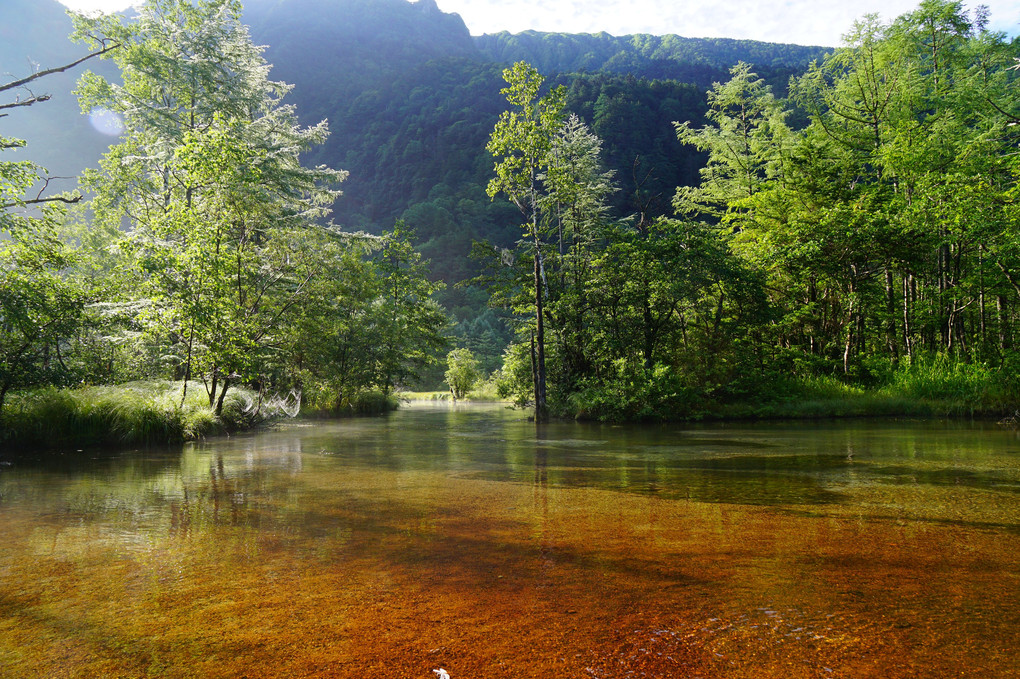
[1,402,1019,678]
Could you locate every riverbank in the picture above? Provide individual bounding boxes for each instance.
[0,383,411,454]
[563,357,1020,423]
[0,381,275,452]
[4,358,1016,453]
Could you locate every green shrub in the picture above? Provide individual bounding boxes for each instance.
[566,360,701,422]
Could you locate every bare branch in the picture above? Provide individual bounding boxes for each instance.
[0,40,120,97]
[23,194,82,206]
[0,93,51,113]
[0,177,82,209]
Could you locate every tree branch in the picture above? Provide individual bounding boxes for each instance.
[23,194,82,206]
[0,40,120,96]
[0,94,51,113]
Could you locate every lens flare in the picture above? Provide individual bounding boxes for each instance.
[88,108,124,136]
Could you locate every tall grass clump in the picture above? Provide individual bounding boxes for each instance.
[739,354,1017,420]
[728,373,931,419]
[879,353,1018,416]
[0,381,277,451]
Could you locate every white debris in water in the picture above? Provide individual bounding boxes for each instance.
[433,670,451,679]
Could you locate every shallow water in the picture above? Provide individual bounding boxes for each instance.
[1,403,1019,678]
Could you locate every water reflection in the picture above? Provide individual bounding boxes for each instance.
[2,404,1019,678]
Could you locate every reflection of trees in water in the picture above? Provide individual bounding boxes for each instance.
[169,452,281,537]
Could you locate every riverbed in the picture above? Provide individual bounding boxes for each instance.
[1,403,1018,677]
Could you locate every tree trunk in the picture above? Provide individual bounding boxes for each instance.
[533,245,548,423]
[207,367,219,408]
[999,296,1011,352]
[979,247,987,351]
[643,280,655,371]
[215,377,231,417]
[885,266,899,365]
[180,320,195,409]
[843,277,857,375]
[903,274,913,362]
[0,382,9,427]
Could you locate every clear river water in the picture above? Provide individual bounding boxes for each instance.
[1,402,1019,678]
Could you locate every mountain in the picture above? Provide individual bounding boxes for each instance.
[1,0,120,189]
[476,30,828,88]
[235,0,828,270]
[5,0,829,272]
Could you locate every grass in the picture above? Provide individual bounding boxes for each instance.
[715,375,938,420]
[715,355,1020,421]
[0,381,275,451]
[557,353,1020,423]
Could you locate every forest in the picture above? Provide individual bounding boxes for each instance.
[482,2,1020,422]
[2,0,1019,444]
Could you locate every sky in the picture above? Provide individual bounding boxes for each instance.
[57,0,1020,47]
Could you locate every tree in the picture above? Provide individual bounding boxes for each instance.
[674,62,791,223]
[445,348,480,400]
[372,223,449,393]
[697,0,1020,381]
[540,113,616,387]
[281,230,384,411]
[0,214,88,420]
[73,0,346,413]
[487,61,565,422]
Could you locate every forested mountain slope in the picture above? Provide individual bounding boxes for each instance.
[6,0,827,264]
[1,0,119,190]
[475,30,826,88]
[235,0,829,274]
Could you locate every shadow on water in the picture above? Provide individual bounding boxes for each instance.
[865,464,1020,493]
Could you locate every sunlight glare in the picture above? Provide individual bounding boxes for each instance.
[88,108,124,136]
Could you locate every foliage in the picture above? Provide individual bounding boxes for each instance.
[73,0,349,414]
[566,360,702,422]
[444,348,481,399]
[0,18,118,422]
[286,224,447,409]
[475,30,829,87]
[3,0,451,445]
[0,213,89,417]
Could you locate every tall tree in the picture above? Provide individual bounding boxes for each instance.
[73,0,346,412]
[486,61,565,422]
[674,62,791,223]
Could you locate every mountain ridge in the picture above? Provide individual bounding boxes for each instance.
[5,0,828,269]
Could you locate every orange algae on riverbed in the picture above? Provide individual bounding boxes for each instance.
[1,415,1020,678]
